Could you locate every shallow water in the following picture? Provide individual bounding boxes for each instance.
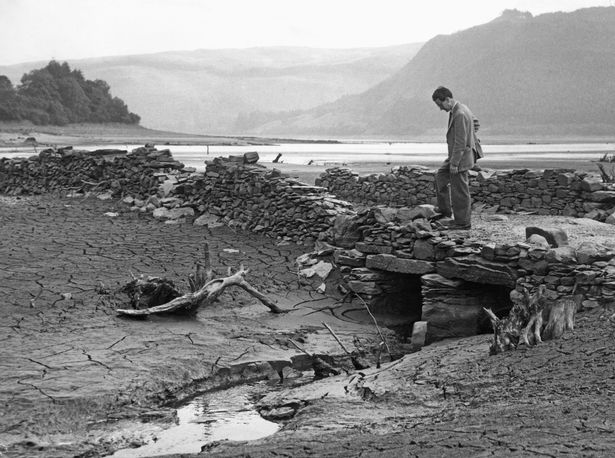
[110,383,280,457]
[1,142,613,171]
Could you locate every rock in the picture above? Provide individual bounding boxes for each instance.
[97,192,113,200]
[332,214,361,249]
[410,321,428,349]
[525,226,569,247]
[399,204,438,221]
[606,211,615,225]
[589,190,615,203]
[316,283,326,294]
[581,177,604,192]
[366,254,436,274]
[545,246,577,264]
[160,180,175,197]
[372,207,398,224]
[153,206,195,220]
[300,261,333,280]
[527,234,550,248]
[575,242,613,264]
[354,242,393,255]
[413,239,435,260]
[437,255,518,287]
[334,249,366,267]
[244,151,259,164]
[193,213,224,227]
[104,212,118,217]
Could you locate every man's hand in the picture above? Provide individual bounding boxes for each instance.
[450,165,459,174]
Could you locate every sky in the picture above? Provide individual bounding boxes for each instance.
[0,0,612,65]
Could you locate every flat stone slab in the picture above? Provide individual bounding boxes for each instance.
[436,254,518,287]
[366,254,436,274]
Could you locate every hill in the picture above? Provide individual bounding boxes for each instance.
[0,45,422,135]
[243,7,615,139]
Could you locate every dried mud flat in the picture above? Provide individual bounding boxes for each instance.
[1,194,614,458]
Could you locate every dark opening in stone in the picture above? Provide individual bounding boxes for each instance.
[421,273,513,343]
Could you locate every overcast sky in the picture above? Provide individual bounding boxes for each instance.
[0,0,612,65]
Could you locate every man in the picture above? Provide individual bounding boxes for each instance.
[431,86,477,230]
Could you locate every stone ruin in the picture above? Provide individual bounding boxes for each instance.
[2,146,614,346]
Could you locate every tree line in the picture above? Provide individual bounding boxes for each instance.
[0,60,140,125]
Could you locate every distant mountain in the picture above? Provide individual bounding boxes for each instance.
[0,44,422,135]
[243,7,615,138]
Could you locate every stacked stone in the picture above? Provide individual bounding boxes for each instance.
[330,208,615,342]
[0,145,184,197]
[316,166,436,207]
[317,167,615,222]
[191,157,355,243]
[514,239,615,310]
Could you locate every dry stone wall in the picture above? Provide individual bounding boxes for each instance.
[317,166,615,222]
[0,147,354,244]
[0,145,184,198]
[329,206,615,343]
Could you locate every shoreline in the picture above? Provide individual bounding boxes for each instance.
[1,122,614,149]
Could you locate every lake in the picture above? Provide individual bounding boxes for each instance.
[1,142,613,172]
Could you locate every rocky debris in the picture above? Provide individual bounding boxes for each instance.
[317,166,615,222]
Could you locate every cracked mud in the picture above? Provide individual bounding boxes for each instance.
[2,195,615,457]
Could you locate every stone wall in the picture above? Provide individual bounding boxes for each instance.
[329,206,615,342]
[317,166,615,222]
[0,147,354,244]
[0,145,184,198]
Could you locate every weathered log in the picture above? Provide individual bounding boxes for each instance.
[116,265,285,316]
[484,284,580,354]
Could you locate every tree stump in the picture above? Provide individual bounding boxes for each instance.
[484,284,580,354]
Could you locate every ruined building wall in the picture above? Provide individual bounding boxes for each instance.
[317,166,615,222]
[0,148,354,244]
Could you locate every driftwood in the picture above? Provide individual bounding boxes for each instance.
[484,284,580,354]
[116,242,285,316]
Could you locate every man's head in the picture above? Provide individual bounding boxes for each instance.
[432,86,454,112]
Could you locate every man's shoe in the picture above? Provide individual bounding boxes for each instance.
[432,208,452,221]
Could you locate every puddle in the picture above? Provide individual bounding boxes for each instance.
[110,383,280,457]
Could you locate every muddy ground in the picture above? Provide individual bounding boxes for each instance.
[1,194,614,457]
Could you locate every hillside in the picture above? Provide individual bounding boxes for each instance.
[243,7,615,138]
[0,45,421,135]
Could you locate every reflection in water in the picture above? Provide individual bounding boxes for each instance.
[111,384,279,457]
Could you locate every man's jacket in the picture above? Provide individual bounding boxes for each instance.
[446,102,476,172]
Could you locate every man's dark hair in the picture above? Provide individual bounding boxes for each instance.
[432,86,453,102]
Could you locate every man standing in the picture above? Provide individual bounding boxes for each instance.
[431,86,476,230]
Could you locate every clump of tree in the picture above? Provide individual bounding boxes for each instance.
[0,60,140,125]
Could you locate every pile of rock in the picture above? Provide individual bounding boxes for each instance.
[317,167,615,223]
[185,157,355,243]
[328,206,615,343]
[0,145,184,197]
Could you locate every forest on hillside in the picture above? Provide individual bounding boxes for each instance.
[0,61,140,126]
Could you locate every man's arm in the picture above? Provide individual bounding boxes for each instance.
[450,112,471,172]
